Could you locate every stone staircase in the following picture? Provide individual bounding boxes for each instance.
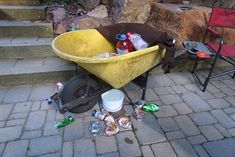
[0,0,75,86]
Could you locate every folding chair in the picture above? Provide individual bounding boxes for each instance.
[184,7,235,92]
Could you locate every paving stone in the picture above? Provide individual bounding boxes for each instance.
[74,139,96,157]
[25,111,46,130]
[165,130,185,140]
[98,152,120,157]
[29,83,56,101]
[228,128,235,136]
[116,131,141,157]
[187,135,207,145]
[172,86,187,93]
[44,121,62,136]
[211,110,235,129]
[189,112,217,125]
[211,80,227,88]
[0,126,22,142]
[56,111,65,120]
[166,87,176,94]
[0,121,5,127]
[2,140,29,157]
[214,123,231,138]
[173,103,192,115]
[31,101,41,111]
[64,118,83,141]
[96,136,117,154]
[206,84,220,93]
[6,119,25,127]
[0,104,14,121]
[12,101,32,113]
[168,73,192,85]
[197,90,215,100]
[152,74,176,87]
[208,98,230,109]
[141,146,154,157]
[224,107,235,114]
[151,142,176,157]
[0,143,5,157]
[145,88,159,101]
[225,96,235,106]
[123,89,142,103]
[220,87,235,96]
[154,105,178,118]
[21,130,42,139]
[41,100,55,110]
[158,117,179,132]
[46,110,56,122]
[123,105,134,116]
[230,113,235,121]
[154,87,169,95]
[199,125,223,141]
[193,145,210,157]
[171,139,198,157]
[9,112,28,120]
[212,92,226,98]
[159,95,182,105]
[0,87,9,103]
[203,138,235,157]
[62,142,73,157]
[28,136,62,156]
[131,114,166,145]
[184,84,200,92]
[4,85,32,103]
[182,92,211,112]
[39,153,61,157]
[175,115,200,136]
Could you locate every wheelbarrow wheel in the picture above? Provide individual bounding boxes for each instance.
[60,74,98,113]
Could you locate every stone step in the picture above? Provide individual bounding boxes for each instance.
[0,57,76,86]
[0,0,40,5]
[0,37,56,59]
[0,5,46,21]
[0,21,53,38]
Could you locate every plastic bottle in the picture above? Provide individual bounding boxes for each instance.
[127,32,148,50]
[55,116,74,128]
[116,34,134,55]
[142,103,159,112]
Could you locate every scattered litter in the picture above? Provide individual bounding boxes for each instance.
[91,110,106,121]
[142,103,160,112]
[89,121,100,136]
[134,100,145,109]
[45,98,52,105]
[104,115,115,125]
[55,116,74,128]
[105,123,119,136]
[118,117,131,129]
[56,81,64,91]
[126,32,148,50]
[133,108,144,121]
[94,52,118,58]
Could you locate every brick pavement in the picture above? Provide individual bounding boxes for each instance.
[0,71,235,157]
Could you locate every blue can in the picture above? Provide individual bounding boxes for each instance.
[46,98,52,105]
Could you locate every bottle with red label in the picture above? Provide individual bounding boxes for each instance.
[116,34,134,55]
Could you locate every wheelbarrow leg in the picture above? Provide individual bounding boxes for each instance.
[141,70,150,101]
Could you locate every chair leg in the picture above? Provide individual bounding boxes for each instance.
[233,71,235,79]
[192,57,199,73]
[202,55,219,92]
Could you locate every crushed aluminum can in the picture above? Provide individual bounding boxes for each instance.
[118,117,131,129]
[133,108,144,121]
[56,82,64,91]
[91,110,106,121]
[134,100,145,109]
[89,121,100,136]
[45,98,52,105]
[104,115,115,125]
[105,123,119,136]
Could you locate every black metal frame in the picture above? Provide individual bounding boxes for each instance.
[190,6,235,92]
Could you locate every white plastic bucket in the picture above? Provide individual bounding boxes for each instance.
[101,89,124,112]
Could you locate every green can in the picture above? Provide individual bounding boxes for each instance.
[142,103,160,112]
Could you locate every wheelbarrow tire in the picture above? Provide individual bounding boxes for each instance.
[60,74,97,113]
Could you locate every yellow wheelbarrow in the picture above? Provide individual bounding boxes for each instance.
[51,23,175,113]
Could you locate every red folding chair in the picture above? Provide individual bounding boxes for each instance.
[189,7,235,92]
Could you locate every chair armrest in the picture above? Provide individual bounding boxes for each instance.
[207,28,219,38]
